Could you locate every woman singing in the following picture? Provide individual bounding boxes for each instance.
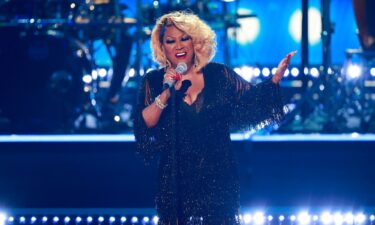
[134,11,296,225]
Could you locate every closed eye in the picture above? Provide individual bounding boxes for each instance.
[181,36,191,42]
[165,39,175,44]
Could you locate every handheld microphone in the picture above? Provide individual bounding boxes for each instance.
[163,62,187,90]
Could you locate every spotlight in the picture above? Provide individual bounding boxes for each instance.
[109,217,115,223]
[254,68,261,77]
[268,215,273,222]
[20,217,26,223]
[31,217,37,223]
[279,215,285,222]
[254,212,265,225]
[64,216,70,223]
[114,115,121,122]
[304,67,309,75]
[344,213,354,225]
[120,217,127,223]
[355,213,366,224]
[0,213,6,225]
[234,67,242,76]
[313,215,319,222]
[333,213,343,225]
[321,212,332,225]
[291,67,299,77]
[76,217,82,223]
[98,68,107,78]
[243,214,252,224]
[82,74,93,84]
[370,215,374,222]
[371,68,375,77]
[129,68,136,77]
[298,212,311,225]
[53,216,59,223]
[42,216,48,223]
[8,216,15,223]
[328,67,334,74]
[240,66,253,82]
[291,215,297,222]
[310,67,320,77]
[143,217,150,223]
[131,216,138,223]
[91,70,98,80]
[347,64,361,79]
[87,216,93,223]
[262,68,271,77]
[98,216,104,223]
[152,216,159,224]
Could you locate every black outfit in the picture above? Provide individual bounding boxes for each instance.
[134,62,286,225]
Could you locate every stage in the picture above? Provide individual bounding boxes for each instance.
[1,134,375,222]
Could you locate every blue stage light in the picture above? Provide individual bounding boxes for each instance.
[76,217,82,223]
[31,216,37,224]
[152,216,159,224]
[143,217,150,223]
[20,217,26,223]
[87,216,93,223]
[131,216,138,223]
[53,217,59,223]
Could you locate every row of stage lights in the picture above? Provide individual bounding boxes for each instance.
[1,212,375,225]
[81,66,375,84]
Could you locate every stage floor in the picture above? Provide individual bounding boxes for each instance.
[1,133,375,214]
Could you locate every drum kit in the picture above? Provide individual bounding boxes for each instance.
[0,0,137,133]
[0,0,254,134]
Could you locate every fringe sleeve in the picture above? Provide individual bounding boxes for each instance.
[133,73,164,163]
[223,66,287,131]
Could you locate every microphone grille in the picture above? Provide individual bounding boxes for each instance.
[176,62,187,74]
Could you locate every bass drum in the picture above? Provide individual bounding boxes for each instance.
[0,27,91,133]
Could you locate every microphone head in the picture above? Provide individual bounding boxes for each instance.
[176,62,187,74]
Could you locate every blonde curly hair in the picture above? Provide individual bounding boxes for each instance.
[150,11,217,71]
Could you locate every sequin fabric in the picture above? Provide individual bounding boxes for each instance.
[134,62,286,225]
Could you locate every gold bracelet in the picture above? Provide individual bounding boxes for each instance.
[155,95,167,109]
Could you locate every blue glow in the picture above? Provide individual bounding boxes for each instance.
[87,217,93,223]
[53,217,59,223]
[143,217,150,223]
[8,217,14,223]
[20,217,26,223]
[131,216,138,223]
[1,133,375,143]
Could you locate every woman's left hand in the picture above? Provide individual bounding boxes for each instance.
[272,51,297,84]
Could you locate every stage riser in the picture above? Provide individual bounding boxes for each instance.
[0,141,374,208]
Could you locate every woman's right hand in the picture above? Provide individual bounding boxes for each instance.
[163,68,182,91]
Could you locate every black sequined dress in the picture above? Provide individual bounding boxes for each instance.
[134,62,286,225]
